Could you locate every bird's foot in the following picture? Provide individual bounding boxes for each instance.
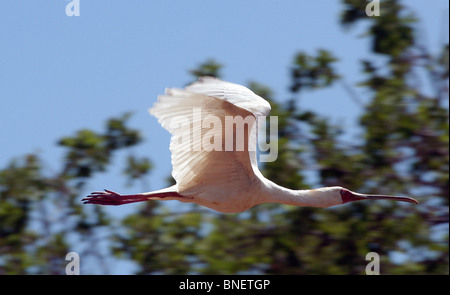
[82,189,148,206]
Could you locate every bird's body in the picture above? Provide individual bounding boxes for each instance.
[83,77,418,212]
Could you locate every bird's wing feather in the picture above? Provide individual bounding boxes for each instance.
[149,79,268,201]
[185,77,271,117]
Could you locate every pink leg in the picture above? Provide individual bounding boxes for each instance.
[82,189,184,206]
[82,189,151,206]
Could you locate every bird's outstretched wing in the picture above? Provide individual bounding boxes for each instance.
[149,77,271,203]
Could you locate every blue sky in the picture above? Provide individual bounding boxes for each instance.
[0,0,448,273]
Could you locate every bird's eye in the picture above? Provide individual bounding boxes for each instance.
[340,189,352,198]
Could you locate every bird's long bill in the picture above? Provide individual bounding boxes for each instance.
[343,191,419,204]
[364,194,419,204]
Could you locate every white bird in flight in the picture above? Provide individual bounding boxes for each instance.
[83,77,418,213]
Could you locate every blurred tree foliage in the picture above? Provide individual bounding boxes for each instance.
[0,0,448,274]
[0,114,151,274]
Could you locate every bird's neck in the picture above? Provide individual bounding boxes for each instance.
[260,181,339,208]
